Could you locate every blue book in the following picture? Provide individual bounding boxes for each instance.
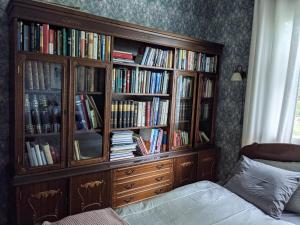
[101,34,106,61]
[151,73,156,94]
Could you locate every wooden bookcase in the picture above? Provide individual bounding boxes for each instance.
[7,0,223,224]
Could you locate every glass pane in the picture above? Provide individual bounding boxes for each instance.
[199,102,212,143]
[173,75,194,147]
[24,60,62,168]
[73,65,105,161]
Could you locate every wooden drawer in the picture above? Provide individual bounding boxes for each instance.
[114,171,172,196]
[114,183,172,208]
[114,159,173,181]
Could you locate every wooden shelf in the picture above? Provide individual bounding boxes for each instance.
[111,125,167,131]
[25,89,61,94]
[74,129,102,134]
[175,120,190,124]
[76,91,103,95]
[201,97,214,102]
[25,132,60,138]
[113,61,174,71]
[112,93,170,97]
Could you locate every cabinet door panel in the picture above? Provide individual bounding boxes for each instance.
[17,179,67,225]
[198,150,217,181]
[70,171,110,214]
[174,154,197,188]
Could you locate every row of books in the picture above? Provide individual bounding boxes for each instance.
[175,101,193,122]
[25,94,61,134]
[200,103,210,121]
[25,141,59,167]
[141,47,173,68]
[76,66,104,92]
[25,60,61,91]
[112,68,169,94]
[176,76,194,98]
[202,79,214,98]
[110,131,136,161]
[112,50,135,64]
[175,49,218,72]
[173,130,189,147]
[111,98,169,128]
[134,128,167,155]
[17,21,111,61]
[75,94,103,130]
[73,133,103,160]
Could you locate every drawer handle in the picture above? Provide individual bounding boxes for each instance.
[154,189,163,195]
[124,183,135,190]
[124,169,134,175]
[156,164,164,169]
[182,161,193,167]
[123,196,133,203]
[155,176,164,182]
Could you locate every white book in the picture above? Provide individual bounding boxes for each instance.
[40,150,47,165]
[26,142,34,167]
[34,144,43,166]
[93,33,98,60]
[42,144,54,165]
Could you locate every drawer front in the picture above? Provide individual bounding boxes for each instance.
[114,171,172,195]
[114,184,172,208]
[174,154,198,188]
[114,159,173,181]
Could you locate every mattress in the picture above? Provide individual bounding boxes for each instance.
[116,181,295,225]
[282,212,300,225]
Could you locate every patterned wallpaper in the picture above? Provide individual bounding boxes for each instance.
[0,0,253,224]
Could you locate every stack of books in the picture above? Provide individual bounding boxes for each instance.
[111,98,169,128]
[110,131,136,161]
[17,20,111,61]
[25,141,59,167]
[75,94,102,130]
[135,128,167,155]
[112,68,169,94]
[141,47,173,68]
[202,79,213,97]
[175,49,218,72]
[173,130,189,147]
[76,66,103,92]
[112,50,134,64]
[25,94,61,135]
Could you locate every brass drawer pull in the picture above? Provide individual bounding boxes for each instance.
[124,169,134,175]
[156,164,164,169]
[155,176,164,182]
[182,161,193,167]
[154,189,163,195]
[124,183,135,190]
[123,196,133,203]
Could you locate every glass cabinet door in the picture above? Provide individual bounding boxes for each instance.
[71,60,107,165]
[172,73,196,149]
[23,58,66,171]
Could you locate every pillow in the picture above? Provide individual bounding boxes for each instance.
[254,159,300,214]
[224,156,300,219]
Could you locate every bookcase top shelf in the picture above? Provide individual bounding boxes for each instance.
[7,0,223,55]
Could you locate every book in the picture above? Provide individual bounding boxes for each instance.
[41,143,54,165]
[25,60,33,90]
[112,50,133,60]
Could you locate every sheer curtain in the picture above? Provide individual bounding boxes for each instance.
[242,0,300,146]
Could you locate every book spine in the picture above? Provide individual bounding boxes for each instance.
[80,31,85,58]
[101,34,105,61]
[43,24,49,54]
[30,22,35,52]
[93,33,98,60]
[88,32,94,59]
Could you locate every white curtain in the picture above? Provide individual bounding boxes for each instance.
[242,0,300,146]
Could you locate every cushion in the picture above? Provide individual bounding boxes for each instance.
[224,156,300,219]
[254,159,300,214]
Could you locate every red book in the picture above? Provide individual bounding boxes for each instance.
[112,51,133,60]
[80,94,91,129]
[43,24,49,54]
[126,69,130,93]
[146,101,151,126]
[49,29,54,54]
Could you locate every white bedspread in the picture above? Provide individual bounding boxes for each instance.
[116,181,295,225]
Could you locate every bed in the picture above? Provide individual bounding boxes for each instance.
[116,143,300,225]
[44,143,300,225]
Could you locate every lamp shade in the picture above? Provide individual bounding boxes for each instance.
[231,72,243,81]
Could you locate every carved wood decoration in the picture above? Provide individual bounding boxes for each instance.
[77,180,104,212]
[28,189,62,224]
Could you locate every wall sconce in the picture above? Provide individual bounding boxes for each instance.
[231,65,247,81]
